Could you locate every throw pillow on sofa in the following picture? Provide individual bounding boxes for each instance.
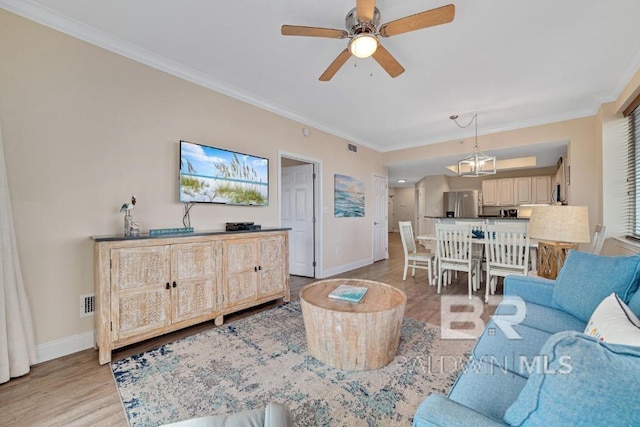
[552,251,640,322]
[503,331,640,426]
[627,288,640,318]
[584,292,640,346]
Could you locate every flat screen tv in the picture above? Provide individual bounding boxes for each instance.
[179,140,269,206]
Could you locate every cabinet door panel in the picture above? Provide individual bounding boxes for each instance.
[514,177,532,205]
[223,239,259,307]
[258,236,286,296]
[482,180,497,206]
[111,246,171,341]
[260,266,285,295]
[533,176,552,204]
[498,179,514,206]
[172,242,217,323]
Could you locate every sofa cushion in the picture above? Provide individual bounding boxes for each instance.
[448,359,527,422]
[414,394,507,427]
[494,301,585,334]
[552,251,640,322]
[503,331,640,427]
[473,321,552,379]
[584,292,640,346]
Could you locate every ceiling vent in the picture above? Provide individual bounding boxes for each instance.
[347,143,358,153]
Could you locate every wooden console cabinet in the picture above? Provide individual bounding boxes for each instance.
[92,229,290,364]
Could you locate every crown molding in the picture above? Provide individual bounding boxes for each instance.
[0,1,381,151]
[3,1,638,155]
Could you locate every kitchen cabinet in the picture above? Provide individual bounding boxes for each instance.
[482,176,552,206]
[532,176,552,204]
[514,177,532,205]
[481,180,498,205]
[93,229,290,364]
[497,178,515,206]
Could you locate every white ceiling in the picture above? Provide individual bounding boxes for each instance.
[3,0,640,183]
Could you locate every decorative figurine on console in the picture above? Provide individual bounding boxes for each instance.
[120,194,140,236]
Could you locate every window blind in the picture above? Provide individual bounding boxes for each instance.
[625,95,640,239]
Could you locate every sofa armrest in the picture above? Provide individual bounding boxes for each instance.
[413,394,506,427]
[264,402,292,427]
[503,275,556,308]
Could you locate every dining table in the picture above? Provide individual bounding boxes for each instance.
[416,234,540,279]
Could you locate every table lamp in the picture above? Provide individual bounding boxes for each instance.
[528,205,590,279]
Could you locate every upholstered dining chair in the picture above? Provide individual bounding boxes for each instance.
[587,224,607,255]
[435,223,480,299]
[399,221,435,285]
[484,222,530,302]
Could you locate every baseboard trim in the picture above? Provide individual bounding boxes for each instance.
[320,258,373,278]
[35,331,94,364]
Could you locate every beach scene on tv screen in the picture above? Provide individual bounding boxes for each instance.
[180,141,268,205]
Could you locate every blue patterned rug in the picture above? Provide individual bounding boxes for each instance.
[112,302,473,426]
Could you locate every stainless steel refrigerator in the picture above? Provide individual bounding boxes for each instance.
[443,190,479,218]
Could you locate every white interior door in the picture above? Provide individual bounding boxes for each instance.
[373,175,388,262]
[281,164,315,277]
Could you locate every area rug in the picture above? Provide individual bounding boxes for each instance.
[112,302,474,427]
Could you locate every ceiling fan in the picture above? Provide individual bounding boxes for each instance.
[281,1,455,81]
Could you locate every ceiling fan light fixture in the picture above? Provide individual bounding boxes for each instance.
[349,34,378,58]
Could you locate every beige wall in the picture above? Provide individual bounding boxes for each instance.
[0,11,386,348]
[392,187,415,229]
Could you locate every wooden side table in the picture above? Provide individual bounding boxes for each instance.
[536,241,577,279]
[299,279,407,371]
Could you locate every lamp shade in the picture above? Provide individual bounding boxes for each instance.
[528,205,591,243]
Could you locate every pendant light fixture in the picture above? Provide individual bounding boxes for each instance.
[450,113,496,177]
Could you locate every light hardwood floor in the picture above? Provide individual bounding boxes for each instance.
[0,232,499,426]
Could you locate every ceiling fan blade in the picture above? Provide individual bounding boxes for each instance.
[356,0,376,21]
[371,44,405,78]
[281,25,348,39]
[379,4,455,37]
[319,49,352,81]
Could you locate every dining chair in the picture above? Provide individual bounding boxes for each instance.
[484,223,530,302]
[456,219,487,277]
[399,221,435,285]
[435,223,481,299]
[587,224,607,255]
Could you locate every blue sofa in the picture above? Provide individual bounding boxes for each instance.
[414,251,640,426]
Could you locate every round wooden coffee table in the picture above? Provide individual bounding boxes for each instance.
[299,278,407,371]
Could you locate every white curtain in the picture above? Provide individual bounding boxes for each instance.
[0,123,35,384]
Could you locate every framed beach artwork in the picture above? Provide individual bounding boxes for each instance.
[334,174,365,217]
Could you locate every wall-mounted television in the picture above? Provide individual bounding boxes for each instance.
[179,140,269,206]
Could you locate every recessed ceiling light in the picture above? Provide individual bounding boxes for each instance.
[397,179,407,183]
